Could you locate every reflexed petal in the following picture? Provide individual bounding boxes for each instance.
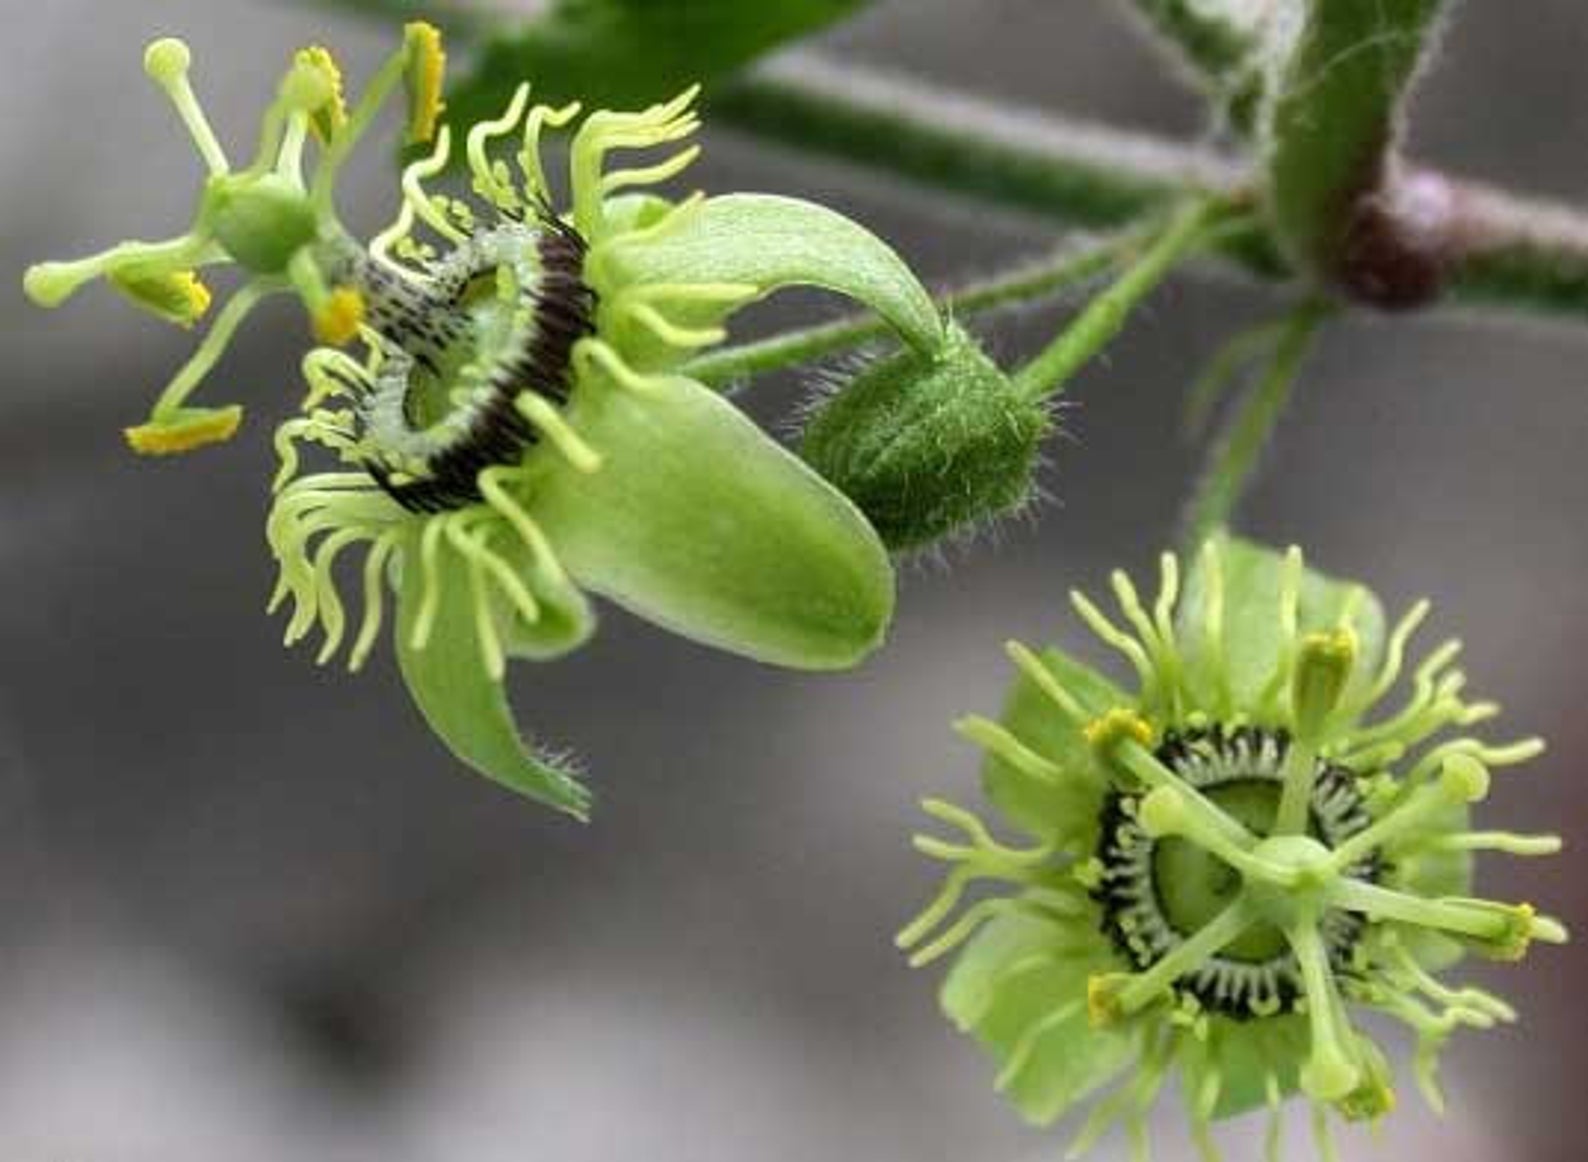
[394,530,592,818]
[528,369,894,670]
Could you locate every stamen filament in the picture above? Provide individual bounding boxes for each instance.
[1105,898,1254,1017]
[1287,921,1361,1102]
[149,279,276,416]
[1330,879,1566,948]
[1273,734,1322,836]
[1324,755,1489,872]
[1113,740,1257,850]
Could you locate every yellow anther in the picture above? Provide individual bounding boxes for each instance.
[311,287,365,345]
[124,405,244,456]
[1292,627,1357,738]
[1083,708,1155,754]
[1086,974,1125,1028]
[403,21,446,145]
[108,267,212,329]
[1339,1077,1397,1123]
[294,45,347,142]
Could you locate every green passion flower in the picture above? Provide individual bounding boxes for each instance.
[24,28,953,817]
[900,536,1566,1159]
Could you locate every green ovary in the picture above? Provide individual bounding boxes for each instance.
[1153,780,1294,963]
[202,174,320,274]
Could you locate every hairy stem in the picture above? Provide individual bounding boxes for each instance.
[1181,299,1330,552]
[1260,0,1451,284]
[714,52,1588,321]
[1014,198,1234,401]
[682,227,1139,387]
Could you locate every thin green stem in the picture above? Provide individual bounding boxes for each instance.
[712,53,1588,321]
[682,228,1137,388]
[1012,198,1233,402]
[1181,317,1287,438]
[1181,300,1330,553]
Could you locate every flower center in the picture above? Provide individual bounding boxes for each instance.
[1094,725,1383,1018]
[326,217,595,512]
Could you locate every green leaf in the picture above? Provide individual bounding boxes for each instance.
[529,368,895,670]
[942,911,1133,1126]
[394,529,593,818]
[1177,534,1386,715]
[1260,0,1450,276]
[443,0,870,137]
[600,193,943,358]
[983,646,1124,847]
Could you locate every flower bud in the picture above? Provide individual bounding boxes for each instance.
[800,323,1048,551]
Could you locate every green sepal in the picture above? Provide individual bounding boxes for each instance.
[529,367,895,670]
[1178,534,1386,716]
[599,193,943,358]
[942,910,1133,1126]
[985,646,1124,847]
[394,529,593,818]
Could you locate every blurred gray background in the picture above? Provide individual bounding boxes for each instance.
[3,1,1585,1159]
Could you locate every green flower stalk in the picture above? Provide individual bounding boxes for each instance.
[23,27,955,817]
[900,535,1566,1159]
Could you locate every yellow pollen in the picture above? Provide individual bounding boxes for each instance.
[1083,708,1155,753]
[403,21,446,145]
[108,267,212,328]
[124,405,244,456]
[312,287,365,345]
[1086,974,1122,1028]
[295,45,347,142]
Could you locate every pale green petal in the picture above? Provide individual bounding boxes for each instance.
[1178,534,1387,714]
[1182,1013,1308,1120]
[529,368,894,669]
[985,646,1123,845]
[943,911,1133,1126]
[1388,799,1474,972]
[394,530,592,818]
[599,192,943,352]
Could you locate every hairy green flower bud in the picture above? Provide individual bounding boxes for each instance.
[801,323,1048,552]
